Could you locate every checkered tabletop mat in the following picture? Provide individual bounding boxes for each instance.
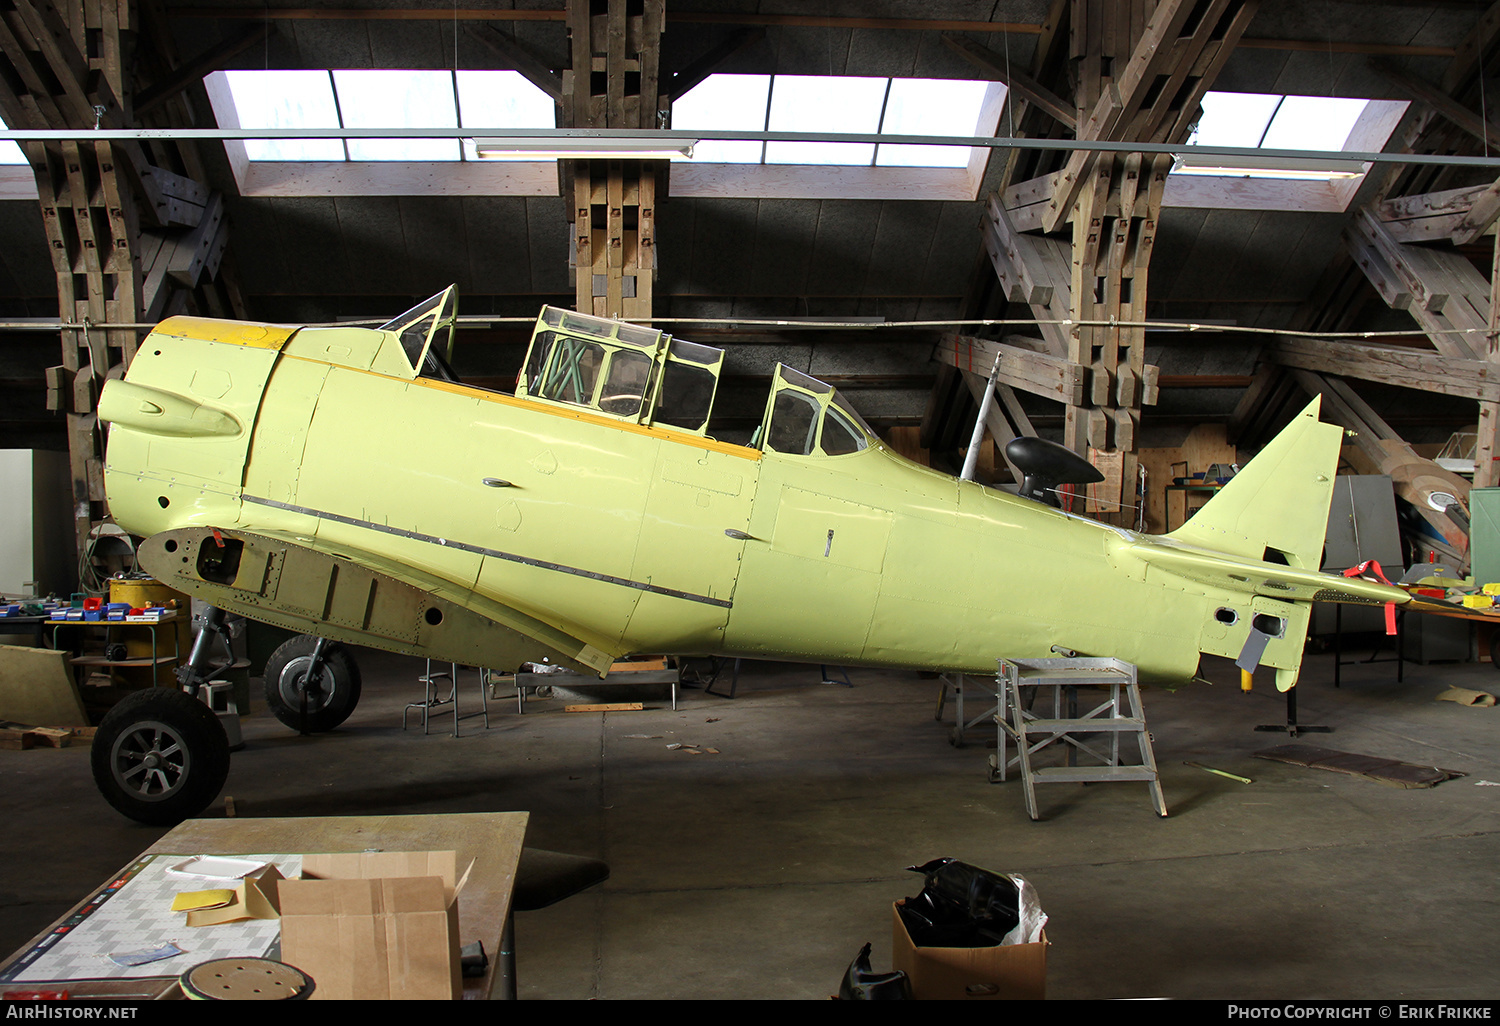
[2,854,302,984]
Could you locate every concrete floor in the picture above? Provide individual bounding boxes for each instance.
[2,638,1499,1000]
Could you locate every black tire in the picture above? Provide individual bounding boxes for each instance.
[91,688,230,826]
[263,635,362,733]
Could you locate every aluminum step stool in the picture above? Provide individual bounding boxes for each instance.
[934,672,1001,748]
[991,657,1166,820]
[403,659,489,737]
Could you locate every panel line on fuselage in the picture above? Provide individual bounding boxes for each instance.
[241,494,734,609]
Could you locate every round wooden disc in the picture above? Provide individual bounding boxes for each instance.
[181,958,312,1000]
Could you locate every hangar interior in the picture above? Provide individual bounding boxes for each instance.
[1,0,1499,1002]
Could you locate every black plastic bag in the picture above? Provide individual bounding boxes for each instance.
[897,857,1022,948]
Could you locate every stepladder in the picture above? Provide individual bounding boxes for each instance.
[990,657,1167,820]
[934,672,1002,747]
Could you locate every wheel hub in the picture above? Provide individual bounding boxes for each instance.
[278,655,334,711]
[110,719,190,802]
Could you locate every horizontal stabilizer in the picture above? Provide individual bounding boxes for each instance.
[1122,539,1409,606]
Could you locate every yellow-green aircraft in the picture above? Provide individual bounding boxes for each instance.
[92,287,1406,823]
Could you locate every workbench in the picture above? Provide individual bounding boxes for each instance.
[47,612,183,688]
[0,812,528,1000]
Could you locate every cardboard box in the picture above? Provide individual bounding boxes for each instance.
[891,901,1047,1000]
[278,851,472,1000]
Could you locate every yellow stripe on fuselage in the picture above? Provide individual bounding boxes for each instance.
[280,352,764,463]
[152,316,300,350]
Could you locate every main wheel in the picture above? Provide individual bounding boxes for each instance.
[91,688,230,826]
[263,635,362,733]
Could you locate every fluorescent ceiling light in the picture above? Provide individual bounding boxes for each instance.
[1172,152,1366,179]
[470,136,696,160]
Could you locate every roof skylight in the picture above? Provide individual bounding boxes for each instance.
[333,69,460,161]
[766,75,886,165]
[456,70,557,160]
[672,74,997,168]
[671,74,768,163]
[0,116,24,165]
[212,69,554,162]
[220,70,343,161]
[1177,91,1371,179]
[879,79,992,168]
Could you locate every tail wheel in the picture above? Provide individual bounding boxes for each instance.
[263,635,362,733]
[91,688,230,826]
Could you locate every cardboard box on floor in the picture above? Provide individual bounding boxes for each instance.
[278,851,473,1000]
[891,901,1047,1000]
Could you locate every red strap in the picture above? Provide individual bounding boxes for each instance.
[1343,559,1392,585]
[1343,561,1397,634]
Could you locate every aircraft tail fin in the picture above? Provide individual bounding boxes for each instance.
[1166,396,1341,571]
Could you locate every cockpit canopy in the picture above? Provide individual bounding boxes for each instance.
[517,306,723,435]
[755,364,875,457]
[515,305,877,457]
[378,285,459,382]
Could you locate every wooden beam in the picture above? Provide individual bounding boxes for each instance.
[983,194,1055,305]
[1454,177,1500,246]
[1477,231,1500,489]
[1377,180,1500,244]
[1287,370,1388,459]
[465,24,563,103]
[1042,0,1205,232]
[1347,208,1490,360]
[999,171,1059,232]
[1264,335,1500,402]
[133,23,270,115]
[5,0,100,125]
[1443,0,1500,95]
[982,194,1073,354]
[1372,58,1500,151]
[156,5,1463,61]
[126,155,210,229]
[1290,367,1470,562]
[166,192,228,288]
[564,0,661,319]
[940,32,1075,129]
[667,28,764,102]
[935,332,1088,407]
[1231,365,1302,447]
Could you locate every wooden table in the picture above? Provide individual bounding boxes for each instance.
[0,812,528,1000]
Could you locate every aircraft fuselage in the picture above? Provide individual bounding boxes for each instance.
[101,312,1400,687]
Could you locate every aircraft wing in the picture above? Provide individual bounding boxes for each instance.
[1116,536,1411,606]
[136,526,622,676]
